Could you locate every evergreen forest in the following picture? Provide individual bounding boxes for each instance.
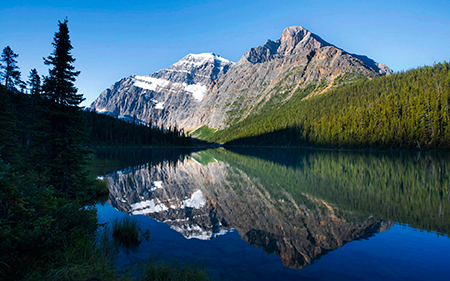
[0,19,192,280]
[210,62,450,149]
[84,110,191,146]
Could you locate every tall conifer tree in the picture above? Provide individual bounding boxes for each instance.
[42,19,83,106]
[41,19,90,195]
[28,68,41,95]
[0,46,23,91]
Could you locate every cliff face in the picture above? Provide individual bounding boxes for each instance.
[104,151,391,269]
[91,26,392,131]
[90,53,233,126]
[188,26,392,130]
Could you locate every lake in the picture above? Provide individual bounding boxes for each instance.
[95,147,450,280]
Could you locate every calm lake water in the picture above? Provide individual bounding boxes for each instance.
[95,147,450,280]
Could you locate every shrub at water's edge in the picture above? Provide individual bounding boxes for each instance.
[0,19,202,280]
[22,229,129,281]
[112,217,141,246]
[21,220,208,281]
[140,258,209,281]
[95,178,110,196]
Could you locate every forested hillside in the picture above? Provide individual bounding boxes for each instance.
[0,85,193,279]
[0,19,192,279]
[84,110,191,146]
[0,18,101,278]
[211,62,450,149]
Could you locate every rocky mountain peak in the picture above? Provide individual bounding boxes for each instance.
[91,26,392,132]
[90,52,234,126]
[152,52,233,85]
[279,26,308,43]
[239,40,281,64]
[171,53,233,71]
[277,26,331,56]
[241,26,332,64]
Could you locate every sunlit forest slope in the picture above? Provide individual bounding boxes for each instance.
[210,62,450,149]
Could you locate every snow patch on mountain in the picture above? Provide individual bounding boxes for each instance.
[185,84,207,101]
[151,99,164,109]
[173,53,233,69]
[133,76,169,91]
[130,199,168,215]
[133,75,207,101]
[183,190,207,209]
[96,108,108,113]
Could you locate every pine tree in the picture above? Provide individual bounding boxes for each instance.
[42,19,83,106]
[40,19,90,196]
[0,86,17,162]
[28,68,41,95]
[0,46,23,91]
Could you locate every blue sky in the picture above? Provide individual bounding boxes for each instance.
[1,0,449,106]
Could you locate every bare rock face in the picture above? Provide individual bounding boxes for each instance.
[187,26,392,130]
[90,26,392,131]
[90,53,232,126]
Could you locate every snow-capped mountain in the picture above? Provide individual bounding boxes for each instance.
[90,26,392,132]
[90,53,233,128]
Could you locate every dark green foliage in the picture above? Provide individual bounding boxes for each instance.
[28,68,41,96]
[22,229,130,281]
[140,258,209,281]
[44,103,91,195]
[111,217,152,253]
[95,178,109,196]
[0,20,98,279]
[0,86,17,162]
[189,125,217,140]
[0,89,195,279]
[0,89,100,280]
[22,226,206,281]
[0,154,98,279]
[84,110,191,147]
[112,217,141,247]
[38,19,92,196]
[42,19,83,106]
[0,21,198,281]
[212,62,450,149]
[0,46,23,91]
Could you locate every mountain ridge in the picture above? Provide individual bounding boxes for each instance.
[90,26,392,132]
[91,52,233,127]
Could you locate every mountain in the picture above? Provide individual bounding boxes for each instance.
[210,62,450,148]
[90,26,392,132]
[188,26,392,131]
[91,53,233,127]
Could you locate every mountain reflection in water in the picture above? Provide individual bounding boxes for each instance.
[99,148,450,270]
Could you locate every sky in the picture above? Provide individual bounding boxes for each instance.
[1,0,449,107]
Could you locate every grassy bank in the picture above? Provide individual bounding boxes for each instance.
[22,220,208,281]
